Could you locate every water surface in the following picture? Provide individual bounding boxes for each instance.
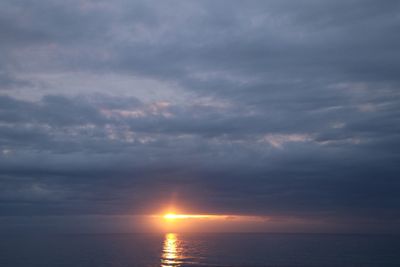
[1,233,399,267]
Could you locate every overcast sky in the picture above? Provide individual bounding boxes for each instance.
[1,0,400,233]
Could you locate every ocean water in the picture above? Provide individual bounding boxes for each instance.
[1,233,399,267]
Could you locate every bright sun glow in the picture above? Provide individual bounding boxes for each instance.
[163,213,219,220]
[153,211,268,232]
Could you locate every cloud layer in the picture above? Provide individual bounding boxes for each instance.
[1,0,400,233]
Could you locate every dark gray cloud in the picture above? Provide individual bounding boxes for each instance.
[0,0,399,233]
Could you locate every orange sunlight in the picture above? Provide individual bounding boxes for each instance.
[163,213,225,220]
[148,209,269,233]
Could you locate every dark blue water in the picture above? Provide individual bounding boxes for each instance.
[0,233,399,267]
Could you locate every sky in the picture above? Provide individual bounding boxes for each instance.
[0,0,400,233]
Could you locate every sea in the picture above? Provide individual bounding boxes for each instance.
[1,233,399,267]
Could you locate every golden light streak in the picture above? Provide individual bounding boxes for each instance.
[163,213,222,220]
[150,210,269,233]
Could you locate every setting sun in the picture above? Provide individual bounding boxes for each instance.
[163,213,217,220]
[164,213,178,220]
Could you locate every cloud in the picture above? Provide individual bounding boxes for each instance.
[0,0,399,233]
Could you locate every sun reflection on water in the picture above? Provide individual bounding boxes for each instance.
[161,233,183,267]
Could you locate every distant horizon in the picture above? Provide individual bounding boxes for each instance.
[1,0,399,236]
[3,230,400,236]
